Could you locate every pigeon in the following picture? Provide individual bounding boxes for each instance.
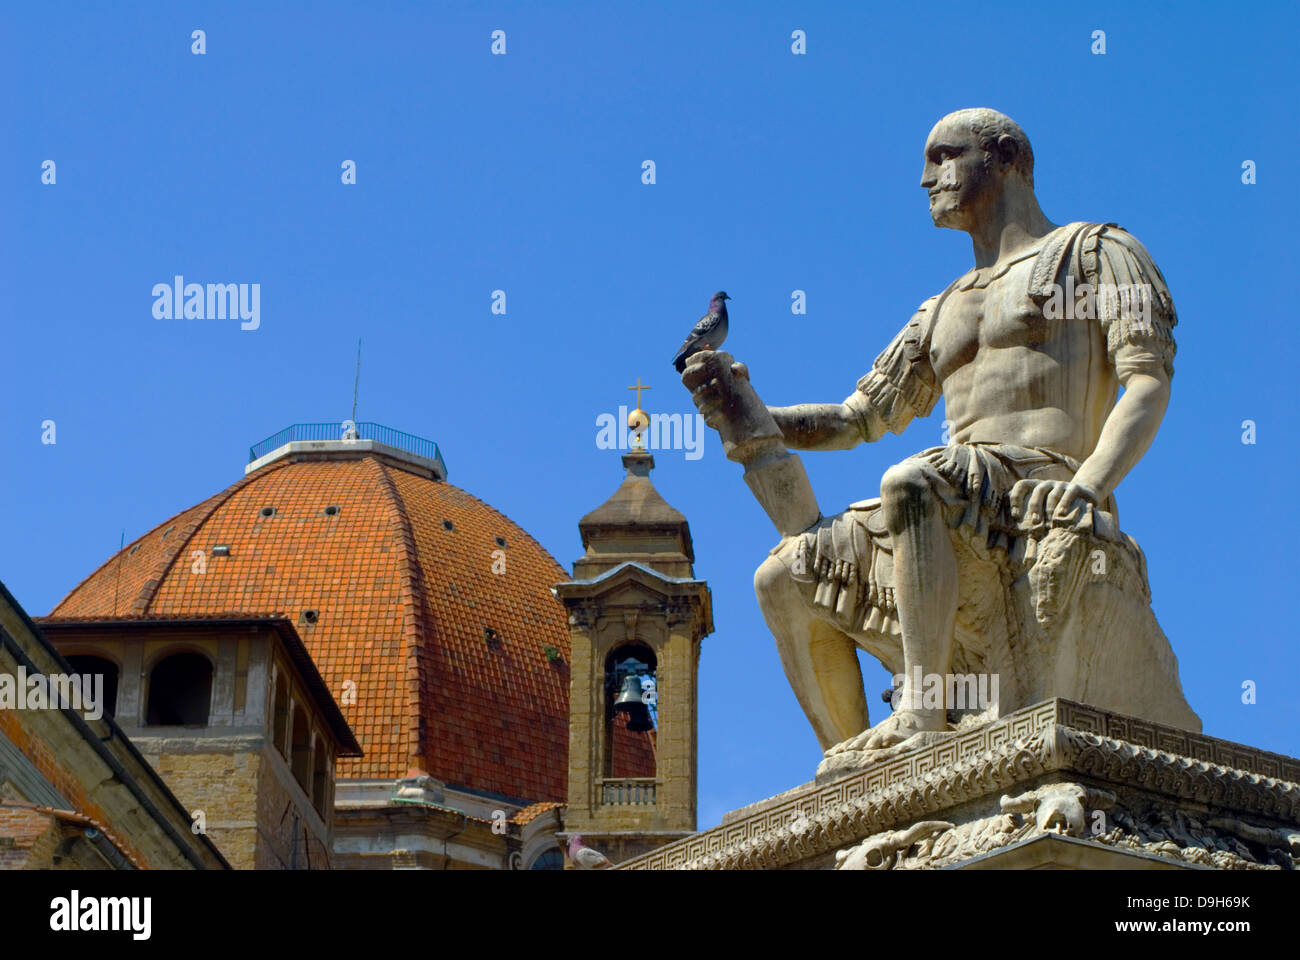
[671,291,731,373]
[567,833,614,869]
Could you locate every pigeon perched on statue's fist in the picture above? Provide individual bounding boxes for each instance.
[671,291,730,373]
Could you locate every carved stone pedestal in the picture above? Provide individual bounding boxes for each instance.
[616,700,1300,871]
[954,833,1196,870]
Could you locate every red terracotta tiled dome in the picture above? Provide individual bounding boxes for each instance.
[51,437,574,802]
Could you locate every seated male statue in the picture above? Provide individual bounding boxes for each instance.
[682,108,1198,767]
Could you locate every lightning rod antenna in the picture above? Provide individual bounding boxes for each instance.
[351,338,362,423]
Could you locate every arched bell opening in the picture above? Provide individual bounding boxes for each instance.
[63,654,119,719]
[145,651,213,727]
[603,644,658,780]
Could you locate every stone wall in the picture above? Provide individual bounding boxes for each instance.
[136,739,331,870]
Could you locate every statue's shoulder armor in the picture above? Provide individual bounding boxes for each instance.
[1079,224,1176,317]
[1028,222,1174,310]
[1029,221,1178,378]
[859,290,949,427]
[1027,221,1101,302]
[902,291,945,365]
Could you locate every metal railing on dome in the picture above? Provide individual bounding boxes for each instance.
[248,422,446,474]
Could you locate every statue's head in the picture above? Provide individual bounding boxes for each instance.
[921,108,1035,232]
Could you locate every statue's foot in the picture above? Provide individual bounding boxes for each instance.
[816,713,954,783]
[825,710,949,756]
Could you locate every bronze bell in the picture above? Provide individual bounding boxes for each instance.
[613,674,654,732]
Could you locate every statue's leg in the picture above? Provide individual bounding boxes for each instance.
[869,461,958,745]
[755,554,869,752]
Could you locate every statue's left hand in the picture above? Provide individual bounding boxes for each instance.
[1008,478,1100,526]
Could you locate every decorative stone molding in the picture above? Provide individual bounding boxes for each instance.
[617,700,1300,870]
[392,775,445,805]
[837,779,1295,871]
[566,604,598,630]
[835,820,953,870]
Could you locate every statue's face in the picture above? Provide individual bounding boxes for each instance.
[920,119,1000,232]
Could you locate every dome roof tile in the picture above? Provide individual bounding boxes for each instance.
[52,453,573,802]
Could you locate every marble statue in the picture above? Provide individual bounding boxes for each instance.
[681,108,1199,777]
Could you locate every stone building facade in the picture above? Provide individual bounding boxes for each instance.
[2,425,715,870]
[0,582,228,870]
[556,449,713,864]
[36,616,359,869]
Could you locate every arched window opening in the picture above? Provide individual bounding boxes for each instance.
[145,652,212,726]
[529,848,564,870]
[603,644,657,781]
[290,704,311,792]
[311,740,330,815]
[64,655,119,719]
[272,672,289,758]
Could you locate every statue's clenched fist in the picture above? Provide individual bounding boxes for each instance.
[680,349,750,432]
[678,348,821,535]
[679,349,785,459]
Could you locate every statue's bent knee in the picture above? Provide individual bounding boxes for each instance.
[880,462,934,527]
[754,553,795,611]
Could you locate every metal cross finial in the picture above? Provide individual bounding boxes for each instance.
[627,377,651,410]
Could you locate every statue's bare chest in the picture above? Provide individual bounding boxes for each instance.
[928,258,1053,383]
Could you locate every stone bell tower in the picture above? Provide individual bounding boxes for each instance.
[555,398,712,865]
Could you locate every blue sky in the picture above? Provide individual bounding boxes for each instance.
[3,1,1296,829]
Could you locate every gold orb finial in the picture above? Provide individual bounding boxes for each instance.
[626,377,652,449]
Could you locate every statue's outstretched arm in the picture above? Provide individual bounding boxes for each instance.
[768,402,864,451]
[679,297,941,534]
[680,351,820,535]
[770,301,944,451]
